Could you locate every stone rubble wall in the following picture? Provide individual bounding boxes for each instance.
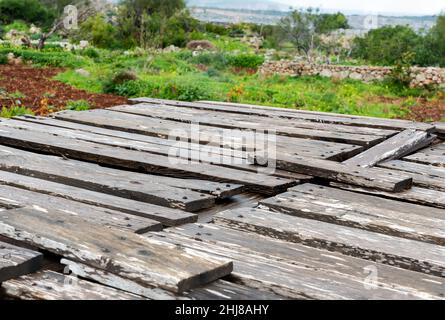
[259,61,445,89]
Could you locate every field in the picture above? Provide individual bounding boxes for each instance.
[1,37,445,121]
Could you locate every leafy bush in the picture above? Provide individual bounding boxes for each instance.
[190,52,228,70]
[160,81,211,101]
[66,100,91,111]
[102,69,138,93]
[227,54,265,69]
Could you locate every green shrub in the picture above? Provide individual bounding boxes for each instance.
[103,69,138,93]
[160,81,211,101]
[227,54,265,69]
[80,48,100,59]
[65,100,91,111]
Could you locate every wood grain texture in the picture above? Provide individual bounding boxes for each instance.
[163,223,445,299]
[214,207,445,277]
[147,228,445,299]
[0,207,233,293]
[62,259,283,300]
[129,98,434,132]
[379,160,445,191]
[0,185,162,234]
[261,184,445,245]
[53,109,362,161]
[110,104,387,146]
[252,153,413,192]
[0,171,196,227]
[0,128,293,195]
[0,145,218,212]
[330,182,445,209]
[343,129,434,168]
[0,241,43,283]
[1,271,143,300]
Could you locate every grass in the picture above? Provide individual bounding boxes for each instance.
[65,100,91,111]
[0,106,34,118]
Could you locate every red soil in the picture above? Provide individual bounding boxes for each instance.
[0,64,128,116]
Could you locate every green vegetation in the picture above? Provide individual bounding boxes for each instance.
[0,1,444,121]
[0,106,34,118]
[65,99,91,111]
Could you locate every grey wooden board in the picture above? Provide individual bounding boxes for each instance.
[404,150,445,167]
[379,160,445,191]
[0,145,220,212]
[0,119,304,179]
[0,128,294,195]
[343,129,433,168]
[53,109,362,161]
[1,271,143,300]
[149,229,443,299]
[62,259,283,300]
[0,185,162,234]
[0,134,241,200]
[110,104,387,146]
[0,206,233,293]
[433,122,445,136]
[13,116,313,182]
[331,182,445,209]
[164,223,445,299]
[129,98,435,132]
[214,207,445,277]
[260,184,445,245]
[252,153,413,192]
[0,241,43,283]
[129,100,399,137]
[0,170,196,227]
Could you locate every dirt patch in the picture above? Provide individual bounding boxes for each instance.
[368,95,445,122]
[0,64,128,115]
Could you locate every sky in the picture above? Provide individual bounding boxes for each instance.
[277,0,445,15]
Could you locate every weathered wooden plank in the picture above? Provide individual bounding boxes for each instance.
[0,145,219,212]
[0,171,196,227]
[13,117,313,181]
[379,160,445,191]
[53,109,362,161]
[260,184,445,245]
[404,151,445,167]
[149,229,444,299]
[0,185,162,234]
[331,182,445,209]
[0,241,43,283]
[110,104,386,146]
[0,206,233,293]
[129,100,399,137]
[0,128,294,195]
[62,259,282,300]
[252,153,413,192]
[214,207,445,277]
[164,223,445,299]
[1,271,143,300]
[343,130,435,168]
[130,98,435,132]
[433,122,445,137]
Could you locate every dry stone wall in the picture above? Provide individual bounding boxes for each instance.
[259,61,445,89]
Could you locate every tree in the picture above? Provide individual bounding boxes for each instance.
[33,0,97,49]
[0,0,55,27]
[351,25,422,65]
[117,0,191,48]
[73,13,118,49]
[277,9,349,60]
[421,14,445,67]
